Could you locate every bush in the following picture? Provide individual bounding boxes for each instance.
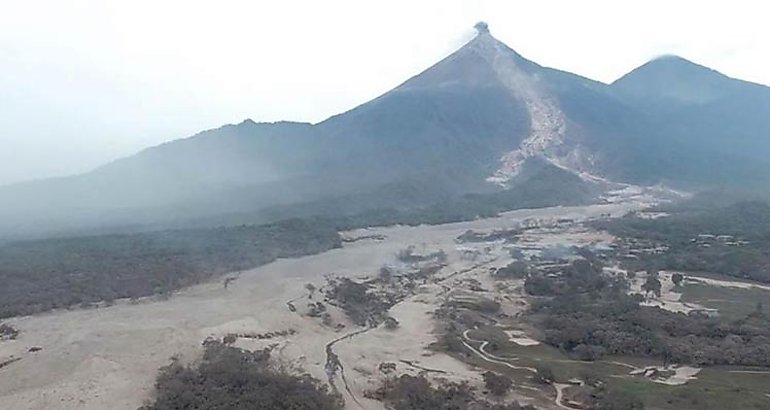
[494,261,529,279]
[384,317,400,330]
[572,344,607,361]
[477,299,501,314]
[222,334,237,345]
[592,387,645,410]
[0,323,19,340]
[483,371,512,396]
[533,365,555,384]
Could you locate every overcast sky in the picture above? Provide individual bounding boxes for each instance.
[1,0,767,186]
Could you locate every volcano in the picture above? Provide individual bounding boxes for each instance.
[2,23,770,238]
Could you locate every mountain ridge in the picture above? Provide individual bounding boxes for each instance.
[613,54,769,104]
[2,23,769,239]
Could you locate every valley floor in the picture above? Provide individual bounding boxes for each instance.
[0,188,710,410]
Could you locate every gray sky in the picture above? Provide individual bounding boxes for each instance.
[1,0,767,186]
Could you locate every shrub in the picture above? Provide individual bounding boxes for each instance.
[483,371,512,396]
[533,365,555,384]
[384,317,400,330]
[0,323,18,340]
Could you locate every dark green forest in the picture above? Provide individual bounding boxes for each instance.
[595,200,770,283]
[525,258,770,367]
[0,219,341,318]
[141,343,342,410]
[367,374,535,410]
[0,161,595,320]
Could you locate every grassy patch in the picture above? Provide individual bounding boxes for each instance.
[679,282,770,320]
[450,322,770,410]
[467,326,658,382]
[606,368,770,410]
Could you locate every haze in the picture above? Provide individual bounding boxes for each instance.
[1,0,767,186]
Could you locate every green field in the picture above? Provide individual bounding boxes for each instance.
[461,326,770,410]
[679,282,770,320]
[606,368,770,410]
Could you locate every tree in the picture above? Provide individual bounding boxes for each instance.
[573,344,606,361]
[378,362,397,374]
[495,261,529,279]
[305,283,316,299]
[671,273,684,287]
[483,371,512,396]
[642,275,662,297]
[222,334,237,345]
[594,387,644,410]
[223,277,236,289]
[384,317,400,330]
[378,266,394,282]
[533,365,555,384]
[307,302,326,317]
[0,323,19,340]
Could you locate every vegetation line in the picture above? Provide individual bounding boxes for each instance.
[398,359,448,374]
[0,357,22,371]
